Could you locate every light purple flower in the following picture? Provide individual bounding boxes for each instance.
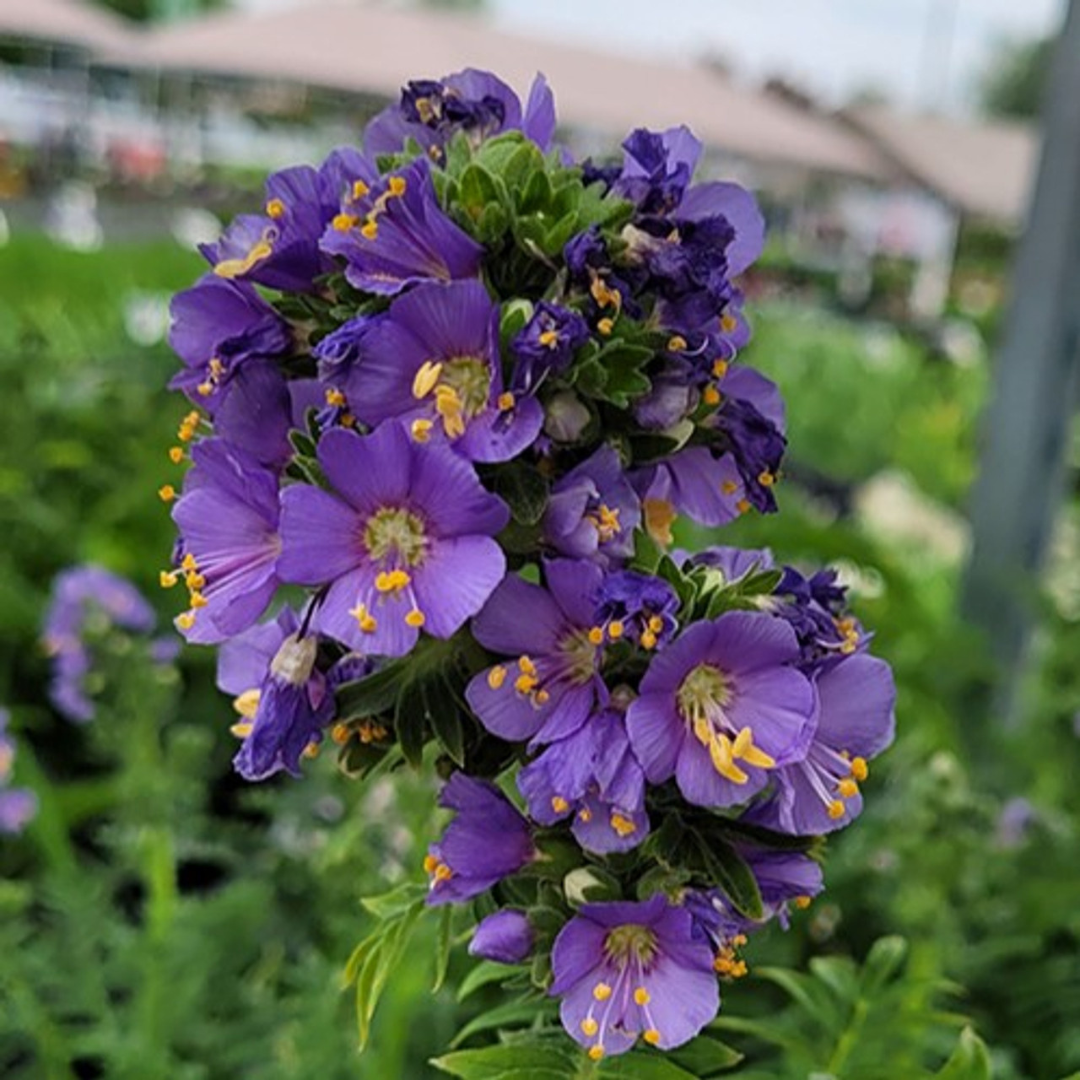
[465,560,609,747]
[339,279,542,463]
[171,439,282,644]
[626,611,817,808]
[550,894,719,1058]
[750,652,895,834]
[543,445,641,565]
[210,359,294,469]
[320,159,483,297]
[278,423,509,656]
[518,709,649,854]
[0,709,37,835]
[425,774,535,906]
[469,910,534,964]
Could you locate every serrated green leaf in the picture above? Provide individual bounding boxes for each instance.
[935,1027,992,1080]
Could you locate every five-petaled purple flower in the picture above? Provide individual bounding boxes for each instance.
[425,773,536,906]
[278,423,509,656]
[550,894,719,1058]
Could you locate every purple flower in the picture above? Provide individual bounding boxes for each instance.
[543,446,641,565]
[510,302,590,395]
[593,570,679,651]
[615,126,703,214]
[0,709,37,835]
[626,612,817,808]
[210,359,295,469]
[167,274,292,407]
[171,439,282,644]
[773,565,861,672]
[43,566,156,723]
[750,652,895,835]
[338,280,542,462]
[278,423,509,656]
[550,894,719,1058]
[684,545,774,583]
[216,607,335,781]
[518,709,649,854]
[364,69,556,157]
[469,910,534,964]
[465,559,609,746]
[320,159,483,297]
[425,773,535,906]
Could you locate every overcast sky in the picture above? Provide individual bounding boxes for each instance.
[489,0,1065,113]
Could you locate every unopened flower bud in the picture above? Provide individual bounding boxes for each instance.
[544,391,591,443]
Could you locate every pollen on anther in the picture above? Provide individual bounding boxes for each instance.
[332,213,358,232]
[360,220,379,240]
[702,385,721,407]
[587,626,604,646]
[667,335,688,352]
[487,665,507,690]
[633,987,651,1006]
[588,1046,605,1062]
[581,1018,599,1036]
[159,571,178,589]
[405,608,426,628]
[158,484,176,502]
[608,620,624,639]
[352,179,370,200]
[176,611,196,630]
[850,756,869,782]
[643,1029,661,1046]
[597,317,614,336]
[497,391,515,411]
[331,723,351,745]
[828,799,846,820]
[388,175,407,196]
[168,446,185,464]
[551,795,570,814]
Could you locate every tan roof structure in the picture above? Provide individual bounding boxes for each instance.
[0,0,136,53]
[110,0,891,182]
[842,105,1039,224]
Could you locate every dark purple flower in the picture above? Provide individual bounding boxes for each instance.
[550,894,719,1058]
[615,126,703,214]
[710,382,787,515]
[543,446,640,565]
[338,279,542,462]
[211,359,295,469]
[510,302,590,395]
[750,652,895,834]
[425,773,535,906]
[171,439,281,644]
[465,559,609,746]
[519,709,649,854]
[167,274,291,407]
[593,570,679,651]
[364,69,556,157]
[773,565,861,672]
[469,910,534,964]
[312,314,378,382]
[278,423,508,656]
[320,159,482,297]
[43,566,157,723]
[0,709,37,835]
[626,612,816,808]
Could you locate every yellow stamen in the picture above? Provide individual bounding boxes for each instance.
[169,446,185,464]
[331,723,351,745]
[608,620,624,639]
[497,391,515,411]
[423,854,439,874]
[388,175,407,196]
[325,388,347,408]
[181,553,198,572]
[360,220,378,240]
[535,689,550,704]
[189,593,208,609]
[538,329,559,348]
[158,484,176,502]
[229,721,253,738]
[412,360,443,399]
[514,673,538,694]
[850,756,869,782]
[597,317,614,336]
[349,603,378,633]
[578,806,592,823]
[352,179,370,200]
[593,983,612,1001]
[828,799,846,820]
[611,813,637,837]
[518,656,537,676]
[159,571,178,588]
[375,569,411,593]
[641,629,658,650]
[405,608,426,628]
[702,385,721,407]
[487,666,507,690]
[647,615,664,633]
[552,796,570,814]
[184,572,205,590]
[587,626,604,646]
[721,480,739,495]
[433,863,452,883]
[233,689,261,719]
[643,498,677,547]
[332,213,358,232]
[667,335,688,352]
[758,470,775,487]
[588,1046,605,1062]
[838,778,859,798]
[265,198,285,219]
[736,498,751,515]
[581,1018,599,1036]
[176,611,196,630]
[721,313,738,333]
[713,358,729,378]
[410,417,434,443]
[794,895,813,910]
[634,987,651,1006]
[196,382,213,397]
[643,1029,661,1046]
[214,238,274,279]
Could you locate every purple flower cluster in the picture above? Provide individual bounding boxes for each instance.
[0,708,36,835]
[162,69,896,1061]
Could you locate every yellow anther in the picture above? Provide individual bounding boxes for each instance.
[597,317,614,336]
[423,854,439,874]
[332,213,358,232]
[208,358,225,378]
[611,813,637,837]
[176,611,196,630]
[634,987,651,1006]
[647,615,664,633]
[643,1029,661,1046]
[358,720,388,744]
[535,689,550,704]
[702,385,721,407]
[434,385,466,437]
[643,498,677,547]
[229,721,253,739]
[758,470,775,487]
[159,571,178,588]
[409,417,434,443]
[715,955,734,974]
[736,498,752,515]
[331,723,351,745]
[588,1046,605,1062]
[181,553,198,572]
[608,620,624,640]
[538,329,559,348]
[352,179,370,200]
[581,1018,599,1036]
[189,592,209,609]
[360,220,379,240]
[169,446,185,464]
[302,742,320,761]
[433,863,452,883]
[721,479,739,495]
[840,639,857,655]
[641,629,658,650]
[325,388,347,408]
[721,313,738,333]
[732,726,754,757]
[184,572,206,590]
[233,689,261,719]
[552,796,570,814]
[518,656,537,676]
[588,626,605,646]
[412,360,443,398]
[713,358,730,378]
[405,608,426,628]
[838,778,859,799]
[158,484,176,502]
[497,391,515,411]
[828,799,846,820]
[388,175,407,196]
[667,335,688,352]
[850,756,869,782]
[739,741,777,769]
[349,603,378,633]
[794,895,813,910]
[578,807,593,823]
[375,569,411,593]
[487,666,507,690]
[196,381,213,397]
[593,983,612,1002]
[213,237,274,279]
[590,278,621,310]
[709,734,749,784]
[514,673,538,694]
[265,198,285,219]
[732,934,748,947]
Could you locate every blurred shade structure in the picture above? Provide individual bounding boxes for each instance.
[963,0,1080,715]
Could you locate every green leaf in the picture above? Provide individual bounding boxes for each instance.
[599,1052,704,1079]
[459,164,504,223]
[335,660,407,719]
[429,681,467,766]
[394,678,429,769]
[859,935,909,994]
[449,994,558,1048]
[666,1034,745,1076]
[433,903,454,993]
[490,460,550,526]
[696,838,764,921]
[432,1043,576,1080]
[935,1028,993,1080]
[359,881,427,919]
[457,959,525,1002]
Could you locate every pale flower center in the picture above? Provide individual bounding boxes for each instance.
[363,507,428,566]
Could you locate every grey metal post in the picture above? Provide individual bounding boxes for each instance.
[962,0,1080,715]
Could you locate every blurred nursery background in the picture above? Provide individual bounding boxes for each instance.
[2,0,1079,1077]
